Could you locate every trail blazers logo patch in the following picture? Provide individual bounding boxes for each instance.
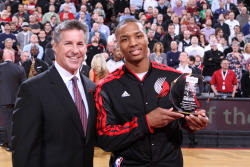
[154,77,170,98]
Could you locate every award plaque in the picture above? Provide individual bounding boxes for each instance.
[169,73,204,116]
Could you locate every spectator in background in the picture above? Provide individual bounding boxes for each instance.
[166,40,180,68]
[59,4,75,22]
[23,34,44,60]
[224,0,239,17]
[22,45,48,79]
[236,7,249,30]
[242,16,250,36]
[59,0,76,14]
[119,7,135,22]
[75,5,91,21]
[16,22,32,53]
[225,12,240,38]
[172,0,185,17]
[241,62,250,97]
[17,51,30,66]
[243,43,250,66]
[89,54,109,84]
[44,39,55,67]
[89,23,106,44]
[96,16,110,40]
[0,10,12,22]
[214,14,231,42]
[78,11,91,30]
[144,0,158,12]
[176,51,193,73]
[0,38,19,63]
[93,2,106,18]
[188,55,202,75]
[147,29,159,53]
[106,45,124,73]
[0,22,17,51]
[185,36,205,58]
[226,42,244,95]
[86,36,105,67]
[41,4,60,25]
[13,4,29,22]
[157,0,170,15]
[145,6,154,20]
[214,2,228,20]
[148,8,159,24]
[210,59,237,97]
[161,23,180,52]
[107,15,118,33]
[149,42,167,65]
[156,14,167,32]
[178,30,191,52]
[236,32,245,50]
[200,19,215,42]
[203,42,225,83]
[130,0,143,13]
[187,17,200,37]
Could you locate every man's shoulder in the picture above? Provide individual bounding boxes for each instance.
[151,61,182,74]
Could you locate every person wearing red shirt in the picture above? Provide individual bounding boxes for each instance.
[59,4,75,22]
[210,59,237,97]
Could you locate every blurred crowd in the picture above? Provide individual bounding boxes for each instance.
[0,0,250,97]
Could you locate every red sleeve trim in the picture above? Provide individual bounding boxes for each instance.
[146,114,154,133]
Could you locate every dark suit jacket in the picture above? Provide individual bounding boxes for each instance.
[0,61,26,106]
[12,65,96,167]
[22,58,49,77]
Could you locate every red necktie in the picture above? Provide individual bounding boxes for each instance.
[72,76,88,135]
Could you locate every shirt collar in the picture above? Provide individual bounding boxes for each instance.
[55,61,81,83]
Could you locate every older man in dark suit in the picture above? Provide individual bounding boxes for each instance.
[0,50,26,151]
[12,20,96,167]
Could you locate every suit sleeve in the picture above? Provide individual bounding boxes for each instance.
[12,82,43,167]
[95,86,152,152]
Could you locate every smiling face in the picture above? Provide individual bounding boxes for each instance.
[53,29,86,75]
[115,21,148,65]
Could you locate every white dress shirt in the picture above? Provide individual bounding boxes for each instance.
[55,61,89,117]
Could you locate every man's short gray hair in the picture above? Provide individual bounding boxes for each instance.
[54,20,89,44]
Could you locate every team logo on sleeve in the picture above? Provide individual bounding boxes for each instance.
[154,77,170,98]
[114,157,123,167]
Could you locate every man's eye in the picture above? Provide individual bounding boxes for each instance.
[121,39,127,42]
[137,35,142,38]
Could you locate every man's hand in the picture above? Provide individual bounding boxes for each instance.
[147,108,184,128]
[185,110,209,131]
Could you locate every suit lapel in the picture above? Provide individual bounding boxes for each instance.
[47,66,86,139]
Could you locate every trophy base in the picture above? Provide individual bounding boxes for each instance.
[172,110,200,117]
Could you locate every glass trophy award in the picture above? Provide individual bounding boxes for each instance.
[169,73,204,116]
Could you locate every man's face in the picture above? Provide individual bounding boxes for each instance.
[53,29,87,75]
[234,26,240,33]
[179,52,188,62]
[147,7,153,14]
[4,24,10,31]
[21,52,30,62]
[168,25,175,34]
[116,22,148,64]
[229,13,234,20]
[147,30,154,38]
[191,36,198,45]
[39,31,46,38]
[184,31,190,40]
[18,5,24,12]
[30,47,39,58]
[171,41,178,50]
[237,34,243,42]
[206,20,212,27]
[221,60,229,69]
[113,48,122,59]
[49,5,55,12]
[30,35,38,43]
